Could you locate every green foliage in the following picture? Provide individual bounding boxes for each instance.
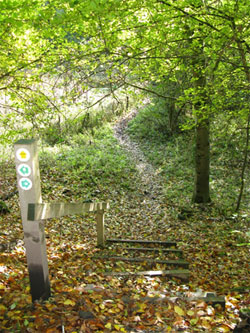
[128,105,250,212]
[39,125,137,200]
[0,201,10,215]
[1,0,249,133]
[127,107,195,206]
[41,102,125,145]
[1,0,250,206]
[127,104,172,141]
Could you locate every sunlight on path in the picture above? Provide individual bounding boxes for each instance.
[113,109,164,198]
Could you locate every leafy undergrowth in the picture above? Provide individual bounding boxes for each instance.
[127,106,250,214]
[0,125,250,332]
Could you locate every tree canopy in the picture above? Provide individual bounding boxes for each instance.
[1,0,250,203]
[1,0,249,122]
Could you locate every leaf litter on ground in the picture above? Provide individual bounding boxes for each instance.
[0,121,249,332]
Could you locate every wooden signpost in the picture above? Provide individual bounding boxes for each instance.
[14,139,50,302]
[14,139,109,302]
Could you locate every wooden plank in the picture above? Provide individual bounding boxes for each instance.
[123,247,183,254]
[106,239,177,247]
[103,269,189,281]
[200,296,225,308]
[28,202,110,221]
[187,292,225,309]
[96,210,105,248]
[94,256,189,268]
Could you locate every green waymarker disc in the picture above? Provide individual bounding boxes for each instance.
[18,164,31,177]
[19,178,32,191]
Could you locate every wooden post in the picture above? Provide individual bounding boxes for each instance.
[96,210,105,248]
[14,139,50,302]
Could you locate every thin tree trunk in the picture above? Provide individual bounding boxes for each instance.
[236,113,250,211]
[234,27,250,211]
[193,119,211,203]
[192,63,211,204]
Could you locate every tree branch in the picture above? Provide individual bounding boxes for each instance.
[157,0,220,32]
[123,80,178,100]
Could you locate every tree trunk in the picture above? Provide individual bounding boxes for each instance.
[193,119,211,203]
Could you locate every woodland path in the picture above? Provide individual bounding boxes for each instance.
[111,110,170,240]
[113,110,163,196]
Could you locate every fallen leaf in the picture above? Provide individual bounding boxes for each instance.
[63,299,75,306]
[174,305,185,316]
[105,322,112,329]
[216,324,232,332]
[187,310,195,316]
[190,318,199,325]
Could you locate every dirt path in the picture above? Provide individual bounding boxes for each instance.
[110,110,170,241]
[113,110,164,200]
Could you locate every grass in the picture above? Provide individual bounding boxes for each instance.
[127,106,195,208]
[127,105,250,216]
[39,125,138,202]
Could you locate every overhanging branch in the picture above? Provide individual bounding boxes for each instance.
[123,80,178,100]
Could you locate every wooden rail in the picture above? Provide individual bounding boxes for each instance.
[28,202,109,220]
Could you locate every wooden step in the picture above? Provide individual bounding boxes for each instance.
[103,269,189,281]
[94,256,189,268]
[106,239,177,247]
[123,247,183,254]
